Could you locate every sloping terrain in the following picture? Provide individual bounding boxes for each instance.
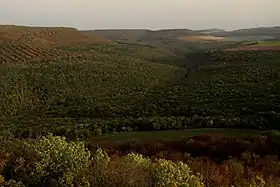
[83,27,280,44]
[83,29,149,41]
[225,41,280,51]
[0,25,110,47]
[194,28,226,34]
[0,41,61,63]
[212,26,280,37]
[226,46,280,51]
[83,29,198,43]
[83,29,220,51]
[178,35,226,41]
[1,25,280,187]
[143,29,197,40]
[0,25,110,64]
[84,28,263,47]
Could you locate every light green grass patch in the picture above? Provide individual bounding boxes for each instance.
[254,41,280,47]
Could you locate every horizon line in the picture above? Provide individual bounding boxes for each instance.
[1,23,279,32]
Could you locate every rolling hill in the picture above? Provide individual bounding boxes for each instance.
[83,29,149,41]
[0,25,110,64]
[1,24,280,187]
[212,26,280,37]
[82,29,199,42]
[0,25,110,47]
[178,35,226,42]
[83,27,280,44]
[194,28,226,34]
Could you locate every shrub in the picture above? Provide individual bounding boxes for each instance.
[88,148,110,186]
[245,176,266,187]
[31,134,91,186]
[87,150,203,187]
[94,128,102,136]
[152,159,204,187]
[0,139,39,185]
[122,152,151,167]
[230,161,244,178]
[104,153,152,186]
[0,175,24,187]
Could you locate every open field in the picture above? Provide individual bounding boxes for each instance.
[90,128,263,143]
[253,41,280,46]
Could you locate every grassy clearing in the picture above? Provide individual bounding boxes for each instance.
[253,41,280,46]
[91,128,263,143]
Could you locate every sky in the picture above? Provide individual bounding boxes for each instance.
[0,0,279,31]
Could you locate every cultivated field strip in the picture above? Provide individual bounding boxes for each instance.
[0,43,96,65]
[1,43,60,64]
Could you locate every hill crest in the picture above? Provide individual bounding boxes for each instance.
[0,25,110,47]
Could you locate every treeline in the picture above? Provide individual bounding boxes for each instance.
[1,112,279,139]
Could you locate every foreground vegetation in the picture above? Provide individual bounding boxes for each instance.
[2,133,280,187]
[0,134,204,187]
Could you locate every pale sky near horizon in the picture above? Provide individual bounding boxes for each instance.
[0,0,279,31]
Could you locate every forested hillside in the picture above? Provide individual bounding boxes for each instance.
[1,25,280,187]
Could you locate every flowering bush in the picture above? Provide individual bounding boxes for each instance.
[122,152,151,167]
[32,134,91,186]
[152,159,204,187]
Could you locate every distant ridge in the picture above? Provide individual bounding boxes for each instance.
[194,29,227,34]
[0,25,110,47]
[212,26,280,36]
[83,26,280,41]
[82,29,200,42]
[0,25,111,64]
